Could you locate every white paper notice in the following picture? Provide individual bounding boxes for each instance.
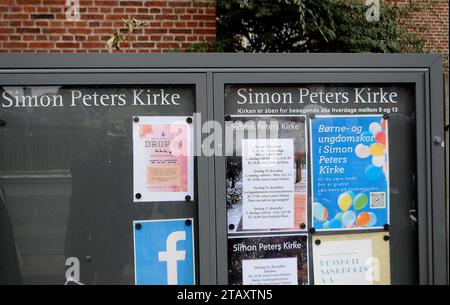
[313,239,373,285]
[242,138,295,230]
[242,257,298,285]
[132,116,194,202]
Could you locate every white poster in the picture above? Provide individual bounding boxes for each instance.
[132,116,194,202]
[313,239,373,285]
[242,257,298,285]
[242,138,295,230]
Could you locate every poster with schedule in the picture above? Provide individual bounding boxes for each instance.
[226,115,308,234]
[310,115,389,231]
[133,116,194,202]
[228,234,309,285]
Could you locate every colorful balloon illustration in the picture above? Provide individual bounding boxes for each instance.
[322,220,331,229]
[341,210,356,227]
[369,143,384,156]
[355,144,370,158]
[365,164,383,181]
[372,155,385,167]
[367,212,377,227]
[322,208,328,220]
[334,212,344,221]
[323,218,343,229]
[381,117,387,130]
[382,163,388,176]
[353,193,369,211]
[375,131,386,146]
[369,122,382,136]
[356,212,371,226]
[356,211,378,227]
[338,192,353,211]
[313,202,328,222]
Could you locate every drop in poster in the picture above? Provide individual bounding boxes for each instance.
[226,115,307,234]
[228,234,309,285]
[310,115,389,230]
[133,116,194,202]
[312,232,390,285]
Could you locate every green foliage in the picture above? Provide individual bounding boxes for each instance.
[212,0,424,53]
[106,19,147,53]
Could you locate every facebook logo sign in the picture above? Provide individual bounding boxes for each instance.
[133,218,195,285]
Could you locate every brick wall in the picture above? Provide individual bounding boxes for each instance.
[0,0,216,53]
[1,0,448,144]
[0,1,447,69]
[386,0,449,74]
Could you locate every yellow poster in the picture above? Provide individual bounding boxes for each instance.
[312,232,390,285]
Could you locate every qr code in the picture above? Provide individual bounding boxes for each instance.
[370,192,386,209]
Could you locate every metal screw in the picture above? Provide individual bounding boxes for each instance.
[135,223,142,230]
[84,256,92,263]
[300,223,306,229]
[185,195,191,202]
[309,227,316,234]
[315,239,321,245]
[228,224,235,230]
[433,136,443,145]
[135,193,142,200]
[185,219,192,226]
[133,116,139,123]
[383,235,390,241]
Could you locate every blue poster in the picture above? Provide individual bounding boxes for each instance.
[310,115,389,231]
[133,218,195,285]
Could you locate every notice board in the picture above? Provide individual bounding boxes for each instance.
[0,54,447,285]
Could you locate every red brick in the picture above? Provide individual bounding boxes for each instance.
[3,42,28,48]
[16,0,40,4]
[16,28,41,34]
[132,42,155,48]
[156,42,180,48]
[68,28,92,34]
[31,14,55,19]
[82,42,106,48]
[121,1,143,6]
[56,42,80,48]
[170,28,192,34]
[150,35,162,41]
[43,28,66,34]
[145,1,167,7]
[0,28,13,34]
[29,42,55,48]
[193,28,215,35]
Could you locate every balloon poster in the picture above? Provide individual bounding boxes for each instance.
[310,115,389,231]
